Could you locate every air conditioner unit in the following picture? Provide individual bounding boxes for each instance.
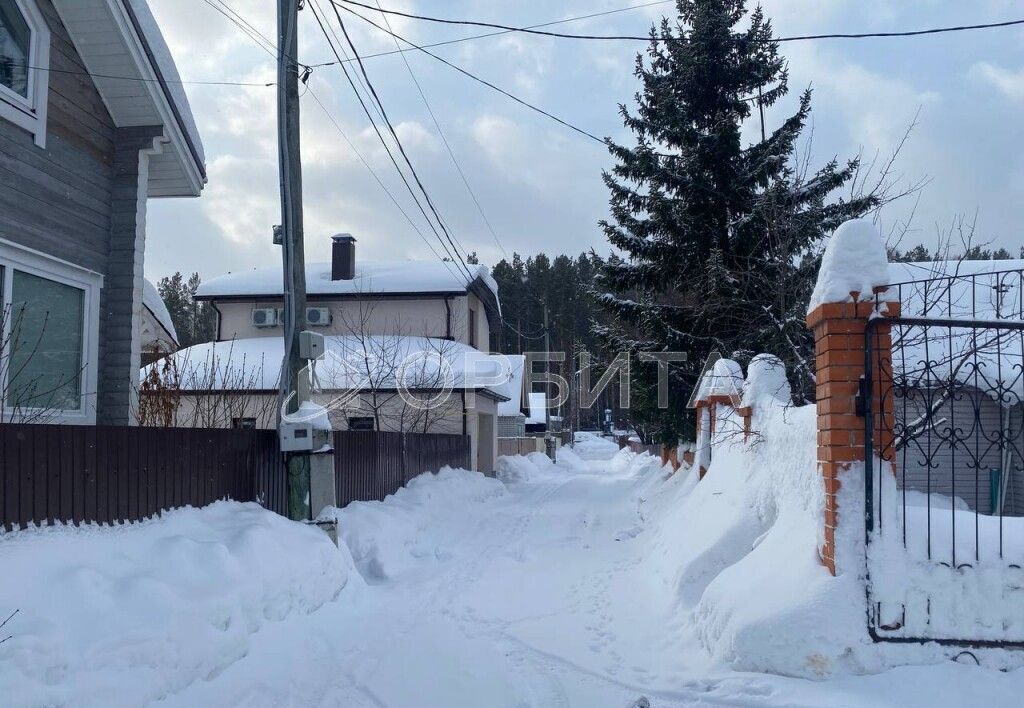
[305,306,331,326]
[251,307,279,328]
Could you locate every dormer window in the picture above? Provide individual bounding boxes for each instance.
[0,0,49,147]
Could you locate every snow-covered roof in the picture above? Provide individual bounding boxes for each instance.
[526,392,547,425]
[143,335,512,399]
[886,259,1024,396]
[495,354,525,416]
[126,0,205,169]
[142,278,177,344]
[196,261,499,302]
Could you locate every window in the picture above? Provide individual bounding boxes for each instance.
[1,239,100,423]
[233,417,257,429]
[347,416,374,431]
[0,0,49,147]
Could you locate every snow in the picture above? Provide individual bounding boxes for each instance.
[142,277,177,343]
[809,218,891,312]
[495,354,525,416]
[885,258,1024,395]
[741,353,791,411]
[141,334,515,400]
[128,0,205,167]
[526,390,547,424]
[695,357,744,403]
[0,502,349,706]
[4,425,1024,705]
[196,260,499,300]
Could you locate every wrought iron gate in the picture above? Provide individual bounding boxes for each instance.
[864,313,1024,647]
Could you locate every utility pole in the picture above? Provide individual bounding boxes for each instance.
[278,0,310,521]
[543,303,555,459]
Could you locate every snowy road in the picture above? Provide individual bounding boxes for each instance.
[162,452,1021,708]
[5,447,1024,707]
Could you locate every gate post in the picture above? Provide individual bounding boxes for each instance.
[806,221,899,576]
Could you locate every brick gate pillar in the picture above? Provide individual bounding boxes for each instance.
[806,295,899,575]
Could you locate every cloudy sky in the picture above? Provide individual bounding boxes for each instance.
[144,0,1024,283]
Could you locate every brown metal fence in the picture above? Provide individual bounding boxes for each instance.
[0,423,286,531]
[1,425,472,531]
[333,430,471,507]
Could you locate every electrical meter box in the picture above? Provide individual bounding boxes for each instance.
[279,419,331,452]
[299,330,325,360]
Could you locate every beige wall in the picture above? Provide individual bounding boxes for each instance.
[213,293,491,352]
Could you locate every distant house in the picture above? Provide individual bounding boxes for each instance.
[0,0,204,424]
[149,234,510,473]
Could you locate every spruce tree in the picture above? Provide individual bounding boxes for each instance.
[594,0,877,442]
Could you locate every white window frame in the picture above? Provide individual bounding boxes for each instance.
[0,0,50,147]
[0,237,102,424]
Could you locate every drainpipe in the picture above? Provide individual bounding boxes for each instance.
[444,297,453,340]
[210,301,223,341]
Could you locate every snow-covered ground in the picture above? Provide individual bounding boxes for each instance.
[4,440,1024,706]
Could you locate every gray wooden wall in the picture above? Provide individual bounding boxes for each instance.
[0,0,153,424]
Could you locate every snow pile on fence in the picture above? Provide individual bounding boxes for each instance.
[638,399,874,677]
[0,502,352,707]
[326,467,507,582]
[808,218,891,311]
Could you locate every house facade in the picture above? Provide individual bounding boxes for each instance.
[157,234,508,473]
[0,0,204,425]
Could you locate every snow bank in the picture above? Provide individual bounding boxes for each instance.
[0,502,351,707]
[571,432,621,460]
[327,467,506,581]
[809,218,890,312]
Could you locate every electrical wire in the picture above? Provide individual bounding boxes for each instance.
[335,2,604,144]
[308,1,473,280]
[333,1,1024,44]
[308,0,673,65]
[372,0,508,260]
[304,86,466,281]
[208,0,468,279]
[323,1,476,282]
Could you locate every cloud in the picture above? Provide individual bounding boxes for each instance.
[971,62,1024,102]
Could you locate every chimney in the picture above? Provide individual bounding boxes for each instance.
[331,233,356,281]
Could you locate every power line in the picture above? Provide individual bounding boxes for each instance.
[336,2,604,144]
[324,2,476,282]
[372,0,508,260]
[334,1,1024,43]
[309,0,473,280]
[206,0,466,277]
[304,88,466,280]
[309,0,672,65]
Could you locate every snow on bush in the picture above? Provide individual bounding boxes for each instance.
[0,502,351,707]
[326,467,506,581]
[808,218,890,312]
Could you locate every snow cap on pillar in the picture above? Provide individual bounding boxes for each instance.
[808,219,890,313]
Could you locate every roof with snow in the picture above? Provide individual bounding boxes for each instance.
[526,392,548,425]
[143,335,512,400]
[196,261,499,304]
[885,259,1024,396]
[126,0,205,170]
[495,355,525,416]
[53,1,205,196]
[142,278,177,344]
